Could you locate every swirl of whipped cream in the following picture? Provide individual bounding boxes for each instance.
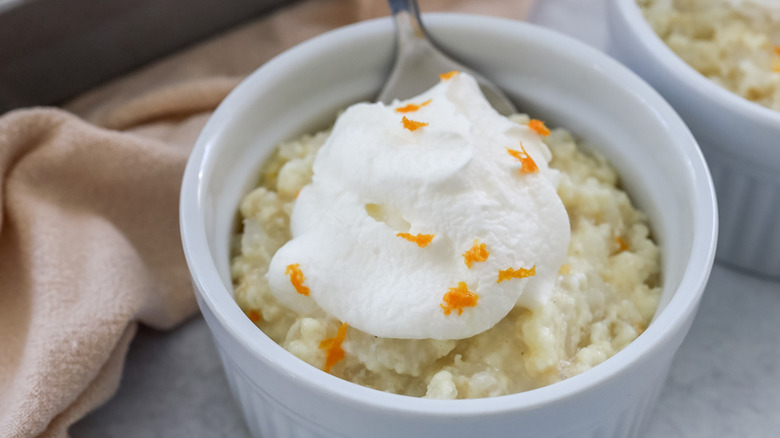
[266,72,570,340]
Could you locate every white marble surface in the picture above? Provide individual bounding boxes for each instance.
[71,1,780,436]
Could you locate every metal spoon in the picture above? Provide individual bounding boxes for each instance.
[377,0,517,116]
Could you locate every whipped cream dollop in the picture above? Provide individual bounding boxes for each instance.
[266,72,570,340]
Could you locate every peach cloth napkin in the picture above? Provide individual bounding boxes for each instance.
[0,0,533,436]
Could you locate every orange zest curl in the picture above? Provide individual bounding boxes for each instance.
[463,240,490,268]
[402,116,429,132]
[441,282,479,316]
[616,235,629,252]
[497,265,536,283]
[773,48,780,72]
[439,70,459,80]
[506,144,539,174]
[245,309,262,323]
[397,232,435,247]
[285,263,310,296]
[528,119,551,136]
[319,322,348,373]
[395,99,432,113]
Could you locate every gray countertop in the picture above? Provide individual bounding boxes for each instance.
[70,1,780,436]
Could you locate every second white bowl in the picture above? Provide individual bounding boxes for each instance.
[607,0,780,279]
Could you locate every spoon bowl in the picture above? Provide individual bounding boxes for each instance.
[377,0,517,115]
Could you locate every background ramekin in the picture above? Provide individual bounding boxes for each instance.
[180,14,717,438]
[607,0,780,279]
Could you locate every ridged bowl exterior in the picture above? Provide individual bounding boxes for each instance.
[706,146,780,276]
[180,13,717,438]
[607,0,780,279]
[199,291,683,438]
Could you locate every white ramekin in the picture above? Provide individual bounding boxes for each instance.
[607,0,780,279]
[180,14,717,438]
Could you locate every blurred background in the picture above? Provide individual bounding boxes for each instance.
[0,0,290,112]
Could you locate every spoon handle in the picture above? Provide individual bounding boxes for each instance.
[386,0,420,15]
[386,0,429,53]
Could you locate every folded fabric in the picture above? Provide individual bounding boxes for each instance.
[0,77,237,437]
[0,1,533,436]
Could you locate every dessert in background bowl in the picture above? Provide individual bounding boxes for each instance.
[640,0,780,111]
[180,13,717,438]
[608,0,780,278]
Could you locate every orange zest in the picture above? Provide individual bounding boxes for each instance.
[441,282,479,316]
[395,99,432,113]
[506,144,539,174]
[245,309,262,323]
[773,48,780,72]
[463,240,490,268]
[397,232,435,247]
[285,263,310,296]
[319,322,348,373]
[439,70,459,80]
[497,265,536,283]
[402,116,429,132]
[616,235,629,252]
[528,119,551,136]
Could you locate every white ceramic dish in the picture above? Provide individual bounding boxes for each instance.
[607,0,780,279]
[180,14,717,438]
